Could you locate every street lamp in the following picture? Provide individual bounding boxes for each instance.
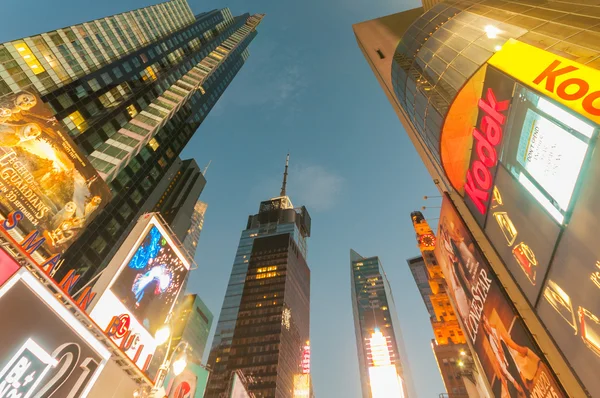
[151,324,189,395]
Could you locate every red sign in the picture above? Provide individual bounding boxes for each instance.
[0,247,19,286]
[105,313,152,371]
[464,88,510,214]
[533,60,600,116]
[301,344,310,374]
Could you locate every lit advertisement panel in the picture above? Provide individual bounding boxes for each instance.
[0,269,110,397]
[0,91,110,255]
[484,166,560,303]
[164,363,209,398]
[536,138,600,394]
[111,225,189,333]
[368,366,404,398]
[436,195,565,398]
[499,84,594,225]
[88,215,190,378]
[0,247,20,286]
[293,374,310,398]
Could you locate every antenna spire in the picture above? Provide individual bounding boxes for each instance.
[280,153,289,197]
[203,160,212,176]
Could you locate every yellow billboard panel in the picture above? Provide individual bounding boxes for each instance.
[489,39,600,125]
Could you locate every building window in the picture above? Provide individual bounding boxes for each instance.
[68,111,87,131]
[376,49,385,59]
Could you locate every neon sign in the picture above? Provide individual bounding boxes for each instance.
[464,88,510,215]
[301,344,310,374]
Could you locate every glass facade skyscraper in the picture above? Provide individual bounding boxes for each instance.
[183,200,207,258]
[350,249,415,398]
[0,0,264,287]
[206,158,312,398]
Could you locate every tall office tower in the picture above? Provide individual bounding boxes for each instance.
[0,0,264,287]
[354,1,600,396]
[183,200,208,258]
[206,156,312,398]
[409,212,485,398]
[171,293,214,361]
[350,249,415,398]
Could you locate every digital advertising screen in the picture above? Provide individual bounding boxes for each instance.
[535,135,600,395]
[435,195,565,398]
[484,166,561,304]
[499,85,594,225]
[0,268,110,398]
[0,91,111,255]
[111,224,189,334]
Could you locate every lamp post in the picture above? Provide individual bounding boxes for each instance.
[133,324,188,398]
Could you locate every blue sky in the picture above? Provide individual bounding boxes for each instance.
[0,0,446,396]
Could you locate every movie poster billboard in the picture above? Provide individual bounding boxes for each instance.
[436,194,565,397]
[0,268,110,397]
[0,91,111,255]
[88,214,190,378]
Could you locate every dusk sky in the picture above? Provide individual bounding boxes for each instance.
[0,0,446,396]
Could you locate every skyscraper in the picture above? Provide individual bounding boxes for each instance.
[206,155,312,398]
[0,0,264,287]
[183,200,208,258]
[350,249,415,398]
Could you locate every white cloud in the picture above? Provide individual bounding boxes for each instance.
[288,164,344,212]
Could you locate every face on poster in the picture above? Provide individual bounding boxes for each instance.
[0,91,110,254]
[110,224,189,334]
[435,195,565,398]
[0,270,109,398]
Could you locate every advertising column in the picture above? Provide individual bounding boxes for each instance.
[436,194,565,398]
[87,213,191,382]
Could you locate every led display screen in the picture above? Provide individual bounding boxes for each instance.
[484,166,560,304]
[111,225,188,334]
[0,91,110,256]
[500,85,594,224]
[436,195,565,398]
[0,269,109,398]
[536,137,600,395]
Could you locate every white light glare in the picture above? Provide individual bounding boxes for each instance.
[155,326,171,345]
[484,25,501,39]
[172,355,187,376]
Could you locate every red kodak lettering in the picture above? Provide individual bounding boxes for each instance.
[582,90,600,116]
[465,171,489,215]
[473,128,497,167]
[557,78,589,100]
[533,60,578,92]
[478,88,509,125]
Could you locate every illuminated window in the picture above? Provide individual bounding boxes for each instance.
[126,104,138,118]
[68,111,87,131]
[13,42,45,75]
[148,138,160,151]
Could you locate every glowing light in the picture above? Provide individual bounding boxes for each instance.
[458,360,464,367]
[484,25,500,39]
[155,325,171,345]
[368,331,392,367]
[460,350,466,356]
[293,374,310,397]
[301,344,311,374]
[368,366,404,398]
[494,45,502,52]
[172,355,187,376]
[282,308,291,330]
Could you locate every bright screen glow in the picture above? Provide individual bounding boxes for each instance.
[368,365,404,398]
[293,374,310,398]
[516,109,588,213]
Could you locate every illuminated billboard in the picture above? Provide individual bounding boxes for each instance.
[366,330,404,398]
[435,195,565,398]
[0,247,19,286]
[534,133,600,394]
[164,363,209,398]
[0,268,110,397]
[88,214,190,377]
[0,91,110,256]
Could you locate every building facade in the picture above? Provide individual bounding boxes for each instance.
[171,293,214,361]
[205,157,312,398]
[354,1,600,396]
[350,250,415,398]
[0,0,264,288]
[408,213,486,398]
